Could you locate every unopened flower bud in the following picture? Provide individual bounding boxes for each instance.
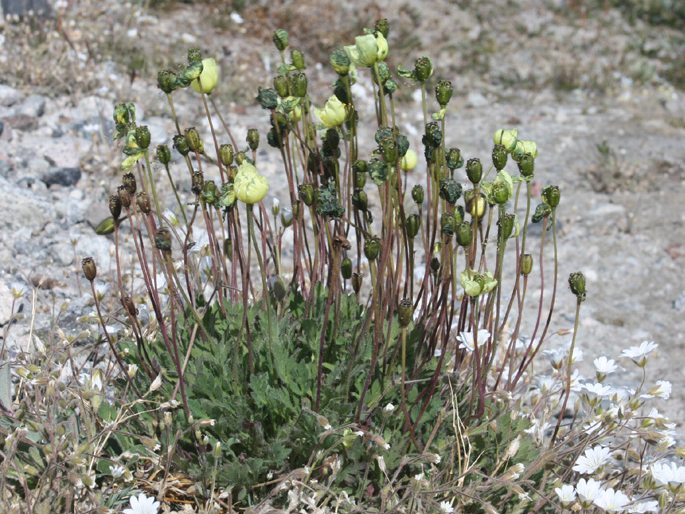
[456,222,472,247]
[439,178,462,205]
[352,188,368,211]
[298,183,315,206]
[446,147,463,170]
[187,47,202,65]
[173,134,190,156]
[380,138,397,163]
[491,181,510,205]
[270,275,287,302]
[430,255,441,273]
[134,125,151,150]
[185,127,203,153]
[492,144,507,171]
[435,80,453,107]
[406,213,420,239]
[156,144,171,166]
[291,48,305,70]
[517,153,535,178]
[568,272,586,302]
[498,213,515,242]
[122,172,136,195]
[281,208,294,227]
[401,148,418,171]
[219,143,234,166]
[542,185,560,209]
[531,202,552,223]
[155,228,172,253]
[223,238,233,260]
[121,295,137,317]
[364,236,381,261]
[412,184,425,205]
[289,72,308,97]
[493,128,518,153]
[136,192,151,214]
[398,298,413,328]
[441,213,456,237]
[157,69,177,94]
[341,257,353,280]
[273,75,290,98]
[246,128,260,151]
[375,18,390,38]
[330,47,351,76]
[191,170,204,195]
[352,272,362,294]
[414,56,433,82]
[117,185,131,209]
[109,193,122,221]
[423,121,442,148]
[235,152,247,165]
[272,29,289,52]
[256,87,279,110]
[520,254,533,276]
[466,158,483,184]
[81,257,97,282]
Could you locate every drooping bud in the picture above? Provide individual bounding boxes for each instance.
[435,80,453,107]
[492,144,507,171]
[246,128,260,151]
[154,228,172,254]
[517,153,535,178]
[456,223,472,247]
[136,192,151,214]
[375,18,390,38]
[272,29,289,52]
[256,87,279,110]
[173,134,190,156]
[156,144,171,166]
[191,170,204,195]
[531,203,552,223]
[117,185,131,209]
[134,125,151,150]
[289,72,308,98]
[352,188,368,211]
[412,184,425,205]
[219,143,234,166]
[568,272,586,302]
[330,47,351,76]
[122,172,137,195]
[398,298,413,328]
[109,193,122,221]
[273,75,290,98]
[542,185,560,209]
[446,147,463,170]
[520,254,533,276]
[81,257,97,282]
[498,213,516,242]
[439,178,462,205]
[406,213,421,239]
[341,257,353,280]
[466,158,483,184]
[157,69,177,94]
[270,275,288,302]
[291,48,306,70]
[414,56,433,82]
[185,127,204,154]
[364,236,381,261]
[298,183,315,206]
[281,209,294,228]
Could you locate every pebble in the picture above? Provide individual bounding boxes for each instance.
[467,91,488,108]
[16,95,46,118]
[41,167,82,187]
[0,84,22,106]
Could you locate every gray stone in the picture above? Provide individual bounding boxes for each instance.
[17,94,46,117]
[1,0,52,17]
[466,91,488,108]
[0,84,21,106]
[674,293,685,312]
[41,167,82,187]
[0,120,3,136]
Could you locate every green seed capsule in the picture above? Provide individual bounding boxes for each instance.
[520,254,533,276]
[568,272,586,301]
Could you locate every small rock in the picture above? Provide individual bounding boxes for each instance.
[674,293,685,312]
[466,91,488,108]
[3,114,37,131]
[41,167,82,187]
[17,94,46,117]
[1,0,52,17]
[0,84,22,106]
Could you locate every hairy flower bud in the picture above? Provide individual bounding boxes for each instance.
[446,147,463,170]
[187,47,202,65]
[532,202,552,223]
[156,144,171,166]
[517,153,535,178]
[330,47,351,76]
[542,185,560,209]
[246,128,260,151]
[291,48,305,70]
[441,213,456,237]
[398,298,413,328]
[375,18,390,38]
[219,144,234,167]
[314,95,347,128]
[117,185,131,209]
[439,178,462,205]
[136,192,151,214]
[352,272,362,295]
[109,193,122,221]
[364,236,381,261]
[298,183,315,206]
[491,181,510,205]
[423,121,442,148]
[456,222,472,247]
[520,254,533,276]
[173,134,190,156]
[569,272,586,301]
[157,69,177,94]
[122,172,137,195]
[155,227,172,253]
[406,213,421,239]
[493,128,518,153]
[256,87,279,110]
[289,72,308,97]
[341,257,353,280]
[435,80,453,107]
[352,188,368,211]
[191,170,204,195]
[466,158,483,184]
[134,125,150,150]
[498,213,515,242]
[414,56,433,82]
[185,127,203,154]
[412,184,425,205]
[81,257,97,282]
[273,29,289,52]
[273,74,290,98]
[492,144,507,171]
[430,255,441,274]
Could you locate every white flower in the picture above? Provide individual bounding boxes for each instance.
[554,484,576,504]
[583,382,614,397]
[650,461,685,488]
[576,478,603,504]
[628,500,659,513]
[573,446,611,475]
[544,342,583,368]
[621,341,658,366]
[123,493,160,514]
[439,500,454,513]
[644,380,671,400]
[457,329,490,352]
[593,356,618,375]
[593,487,630,512]
[110,464,125,478]
[384,402,396,412]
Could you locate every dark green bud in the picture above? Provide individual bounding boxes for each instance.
[542,185,560,209]
[109,193,122,221]
[246,128,260,151]
[235,151,247,165]
[375,18,389,38]
[352,188,368,211]
[439,178,463,205]
[396,134,409,159]
[372,62,391,86]
[224,238,233,261]
[354,170,367,188]
[352,272,362,295]
[154,227,172,253]
[375,127,393,145]
[136,192,151,215]
[157,69,177,94]
[289,72,308,97]
[322,156,338,180]
[456,223,472,247]
[466,158,483,184]
[270,275,288,302]
[520,254,533,276]
[219,143,234,166]
[364,236,381,261]
[81,257,97,282]
[441,213,456,237]
[398,298,413,328]
[333,79,350,103]
[94,217,115,235]
[454,205,465,224]
[179,61,203,85]
[414,56,433,82]
[380,137,397,163]
[185,127,203,153]
[491,181,510,205]
[298,183,315,206]
[422,121,442,148]
[330,47,351,76]
[134,125,150,150]
[256,87,279,110]
[156,144,171,166]
[352,159,367,175]
[406,213,421,239]
[568,272,586,302]
[272,29,289,52]
[173,134,190,156]
[187,47,202,65]
[368,158,388,184]
[281,209,294,228]
[117,185,131,209]
[518,153,535,178]
[323,128,340,153]
[267,127,283,149]
[412,184,425,205]
[492,144,508,171]
[430,255,441,273]
[446,147,464,170]
[531,203,552,223]
[122,172,137,195]
[498,213,515,242]
[202,180,219,206]
[384,79,398,95]
[435,80,453,107]
[273,75,290,98]
[191,170,204,195]
[341,257,353,280]
[291,48,305,70]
